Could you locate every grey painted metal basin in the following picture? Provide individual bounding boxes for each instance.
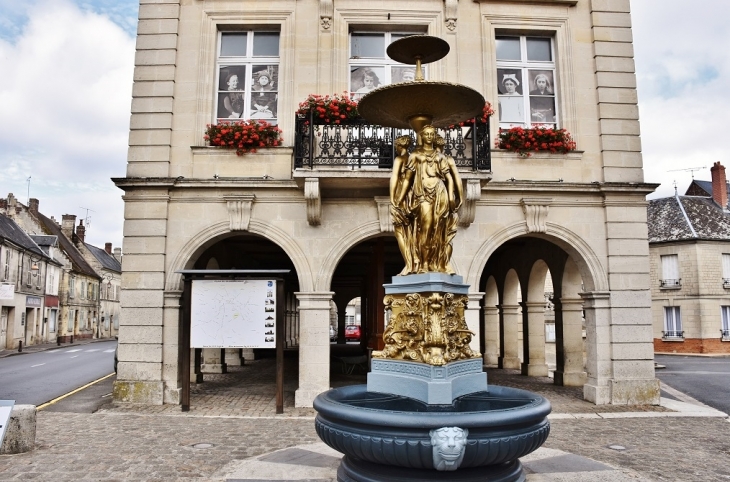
[314,384,551,471]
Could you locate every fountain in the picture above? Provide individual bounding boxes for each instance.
[313,35,551,482]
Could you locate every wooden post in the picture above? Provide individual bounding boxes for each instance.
[194,348,203,383]
[181,276,192,411]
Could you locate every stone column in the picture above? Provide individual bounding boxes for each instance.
[499,304,521,369]
[581,291,612,404]
[465,292,484,355]
[201,348,225,373]
[483,305,500,367]
[295,292,334,407]
[521,301,548,377]
[225,348,243,366]
[554,297,586,386]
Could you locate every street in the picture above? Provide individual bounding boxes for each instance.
[0,340,116,406]
[656,354,730,414]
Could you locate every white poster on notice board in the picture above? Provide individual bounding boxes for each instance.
[190,279,276,349]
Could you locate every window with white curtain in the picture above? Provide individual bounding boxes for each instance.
[660,254,680,288]
[721,306,730,338]
[663,306,682,338]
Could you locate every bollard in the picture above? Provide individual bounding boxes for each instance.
[70,335,74,343]
[18,340,22,352]
[57,337,61,346]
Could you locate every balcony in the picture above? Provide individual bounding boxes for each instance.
[293,113,491,170]
[723,278,730,288]
[662,330,684,340]
[659,278,681,289]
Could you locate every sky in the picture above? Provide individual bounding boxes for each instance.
[0,0,728,249]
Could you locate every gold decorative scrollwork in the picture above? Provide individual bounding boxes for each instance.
[373,291,479,366]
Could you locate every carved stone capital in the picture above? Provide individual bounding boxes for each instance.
[224,195,255,231]
[374,196,393,233]
[458,179,481,227]
[444,0,458,31]
[521,197,552,233]
[319,0,333,31]
[304,178,321,226]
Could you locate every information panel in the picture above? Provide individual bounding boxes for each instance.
[190,279,276,348]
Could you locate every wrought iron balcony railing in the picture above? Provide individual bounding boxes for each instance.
[723,278,730,288]
[659,278,681,289]
[293,113,491,170]
[721,329,730,340]
[662,330,684,339]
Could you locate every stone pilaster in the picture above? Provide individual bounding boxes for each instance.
[499,304,521,369]
[521,301,548,377]
[295,292,334,407]
[465,292,484,355]
[554,298,586,386]
[483,305,500,367]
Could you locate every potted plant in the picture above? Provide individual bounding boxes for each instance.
[204,120,283,156]
[496,125,576,158]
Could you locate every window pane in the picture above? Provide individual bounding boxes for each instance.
[351,33,385,59]
[530,96,555,123]
[221,33,247,56]
[496,37,521,61]
[350,66,384,100]
[526,38,552,61]
[253,32,279,56]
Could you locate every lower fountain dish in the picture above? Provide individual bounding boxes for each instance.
[314,383,550,481]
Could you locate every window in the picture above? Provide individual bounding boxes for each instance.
[495,35,558,129]
[663,306,683,339]
[723,254,730,287]
[2,248,9,281]
[349,32,421,100]
[68,309,75,332]
[721,306,730,339]
[69,277,75,298]
[216,31,280,123]
[81,281,86,300]
[660,254,681,288]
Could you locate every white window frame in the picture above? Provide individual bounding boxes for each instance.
[495,35,559,129]
[660,254,681,288]
[663,306,683,339]
[69,276,75,298]
[215,30,280,124]
[723,254,730,287]
[68,309,75,332]
[2,248,9,282]
[721,306,730,339]
[348,31,425,100]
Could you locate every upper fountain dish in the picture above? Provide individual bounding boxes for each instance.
[357,35,485,130]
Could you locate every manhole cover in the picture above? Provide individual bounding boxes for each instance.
[608,445,626,451]
[192,443,214,449]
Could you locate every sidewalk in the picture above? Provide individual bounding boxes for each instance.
[0,357,728,481]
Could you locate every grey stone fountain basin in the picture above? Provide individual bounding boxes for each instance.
[314,384,551,481]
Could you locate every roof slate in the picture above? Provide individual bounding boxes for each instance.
[85,242,121,272]
[648,195,730,243]
[0,214,48,258]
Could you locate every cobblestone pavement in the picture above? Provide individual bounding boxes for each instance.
[1,356,729,481]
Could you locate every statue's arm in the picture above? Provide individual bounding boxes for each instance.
[447,156,463,210]
[389,156,404,205]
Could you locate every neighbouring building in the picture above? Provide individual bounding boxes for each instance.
[114,0,660,407]
[79,242,122,339]
[0,213,62,349]
[648,162,730,354]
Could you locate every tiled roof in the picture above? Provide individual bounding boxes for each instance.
[648,195,730,243]
[30,235,58,247]
[0,214,48,258]
[32,212,99,278]
[685,179,730,198]
[85,242,121,272]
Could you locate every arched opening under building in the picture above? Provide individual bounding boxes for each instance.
[480,236,587,388]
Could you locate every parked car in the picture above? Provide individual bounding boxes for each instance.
[329,325,337,341]
[345,325,361,341]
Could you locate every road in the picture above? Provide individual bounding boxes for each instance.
[655,354,730,414]
[0,340,116,406]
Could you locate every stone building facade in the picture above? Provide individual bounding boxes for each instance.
[114,0,659,407]
[648,163,730,354]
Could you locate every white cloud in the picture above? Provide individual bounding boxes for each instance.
[632,0,730,198]
[0,0,134,248]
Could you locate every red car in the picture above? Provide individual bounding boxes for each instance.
[345,325,361,341]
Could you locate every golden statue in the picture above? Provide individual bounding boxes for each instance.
[390,126,463,275]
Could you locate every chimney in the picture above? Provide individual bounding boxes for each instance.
[113,247,122,262]
[28,198,39,215]
[105,242,112,254]
[711,162,728,209]
[76,220,86,243]
[61,214,76,238]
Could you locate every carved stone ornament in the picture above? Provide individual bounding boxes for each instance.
[430,426,469,471]
[373,292,480,366]
[444,0,458,31]
[374,196,393,233]
[319,0,333,30]
[304,178,321,226]
[521,197,552,233]
[225,195,255,231]
[458,179,480,227]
